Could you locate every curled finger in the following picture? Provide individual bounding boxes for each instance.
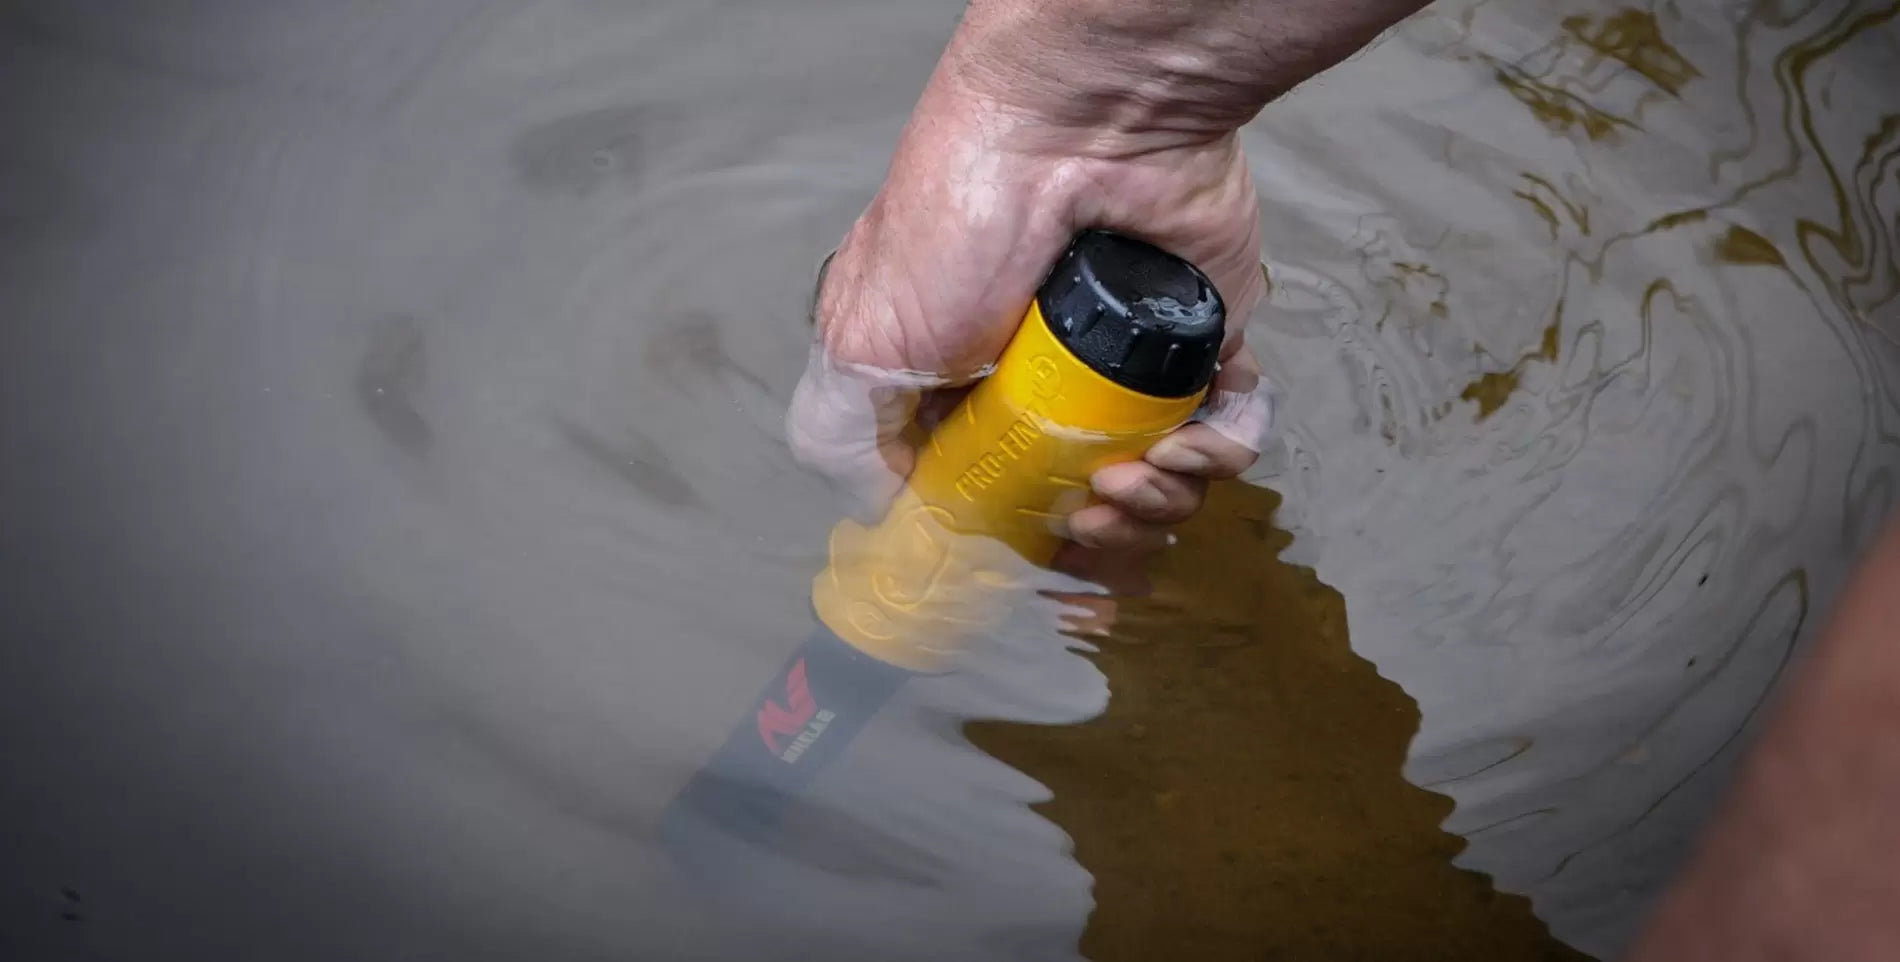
[1090,461,1208,525]
[1145,345,1276,480]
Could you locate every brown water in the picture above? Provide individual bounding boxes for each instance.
[2,1,1897,960]
[972,483,1595,961]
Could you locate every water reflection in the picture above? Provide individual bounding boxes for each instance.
[0,0,1896,960]
[1247,0,1899,952]
[971,482,1596,961]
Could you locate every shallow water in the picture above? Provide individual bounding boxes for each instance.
[2,1,1896,960]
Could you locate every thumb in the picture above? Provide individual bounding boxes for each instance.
[785,344,946,523]
[1195,341,1277,456]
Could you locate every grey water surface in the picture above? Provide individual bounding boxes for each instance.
[2,1,1897,960]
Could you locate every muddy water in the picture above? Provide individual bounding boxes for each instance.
[1,1,1896,960]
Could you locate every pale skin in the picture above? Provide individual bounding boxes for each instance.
[787,0,1420,601]
[785,1,1900,958]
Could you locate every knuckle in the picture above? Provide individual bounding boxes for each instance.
[1133,490,1198,524]
[1203,443,1259,479]
[1066,508,1117,549]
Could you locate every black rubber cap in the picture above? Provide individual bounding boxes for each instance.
[1036,230,1226,398]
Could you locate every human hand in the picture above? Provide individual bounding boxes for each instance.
[785,5,1278,623]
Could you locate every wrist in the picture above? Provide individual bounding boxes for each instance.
[943,0,1431,155]
[942,1,1279,155]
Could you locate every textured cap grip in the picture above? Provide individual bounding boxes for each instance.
[1035,230,1227,398]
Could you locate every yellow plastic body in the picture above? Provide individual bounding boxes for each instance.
[811,301,1206,671]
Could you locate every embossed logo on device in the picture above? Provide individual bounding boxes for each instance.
[952,353,1064,502]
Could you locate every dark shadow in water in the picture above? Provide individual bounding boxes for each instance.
[356,314,433,458]
[509,104,676,198]
[970,481,1598,961]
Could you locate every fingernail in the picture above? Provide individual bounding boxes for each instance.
[1094,473,1165,513]
[1147,437,1212,475]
